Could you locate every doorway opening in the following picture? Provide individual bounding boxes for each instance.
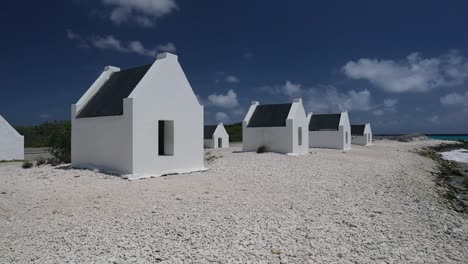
[158,120,174,156]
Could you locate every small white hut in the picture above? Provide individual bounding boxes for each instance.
[0,115,24,161]
[71,53,206,179]
[242,98,309,155]
[204,123,229,148]
[351,123,372,146]
[308,111,351,151]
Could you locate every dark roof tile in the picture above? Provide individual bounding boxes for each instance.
[351,124,366,135]
[309,113,341,131]
[204,125,217,139]
[247,103,292,127]
[77,64,152,118]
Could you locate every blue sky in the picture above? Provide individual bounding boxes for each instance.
[1,0,467,134]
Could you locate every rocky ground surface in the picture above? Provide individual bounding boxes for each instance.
[0,140,467,263]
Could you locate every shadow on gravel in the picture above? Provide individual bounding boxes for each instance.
[54,164,121,178]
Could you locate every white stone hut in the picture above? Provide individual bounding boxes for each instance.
[351,123,372,146]
[71,53,206,179]
[308,111,351,151]
[242,98,309,155]
[204,123,229,148]
[0,115,24,161]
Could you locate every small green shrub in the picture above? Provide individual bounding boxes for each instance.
[36,157,46,166]
[256,146,266,154]
[46,158,62,167]
[48,122,71,163]
[205,151,221,163]
[22,161,33,169]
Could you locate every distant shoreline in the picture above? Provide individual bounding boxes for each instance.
[417,141,468,213]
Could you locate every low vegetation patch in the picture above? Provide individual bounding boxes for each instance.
[256,146,267,154]
[22,161,33,169]
[205,151,222,163]
[417,142,468,213]
[224,122,242,142]
[46,158,62,167]
[48,122,71,163]
[36,157,46,166]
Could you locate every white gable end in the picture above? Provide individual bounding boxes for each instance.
[0,115,24,160]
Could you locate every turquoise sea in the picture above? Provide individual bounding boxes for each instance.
[428,135,468,141]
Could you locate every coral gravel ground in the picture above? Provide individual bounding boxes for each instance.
[0,140,467,263]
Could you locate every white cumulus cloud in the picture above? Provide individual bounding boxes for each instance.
[343,50,468,93]
[306,87,372,112]
[259,80,302,97]
[440,92,468,106]
[427,115,440,124]
[372,109,384,116]
[383,98,399,108]
[215,112,229,123]
[225,75,240,84]
[102,0,178,27]
[66,29,81,40]
[207,89,240,108]
[67,31,176,57]
[283,81,302,97]
[260,82,371,112]
[156,42,177,52]
[91,35,157,57]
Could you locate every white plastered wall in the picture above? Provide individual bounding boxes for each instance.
[0,115,24,160]
[71,99,134,175]
[129,53,205,179]
[308,111,352,151]
[242,99,308,155]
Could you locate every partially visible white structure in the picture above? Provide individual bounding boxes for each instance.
[351,123,372,146]
[204,123,229,148]
[71,53,206,179]
[308,111,351,151]
[0,115,24,161]
[242,98,309,155]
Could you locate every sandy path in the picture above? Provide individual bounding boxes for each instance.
[0,140,467,263]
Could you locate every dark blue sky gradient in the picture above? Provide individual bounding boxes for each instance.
[1,0,467,133]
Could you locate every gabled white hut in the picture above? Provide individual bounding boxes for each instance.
[242,98,309,155]
[71,53,206,179]
[308,111,351,151]
[204,123,229,148]
[0,115,24,161]
[351,123,372,146]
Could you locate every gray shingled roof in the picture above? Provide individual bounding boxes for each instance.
[247,103,292,127]
[309,113,341,131]
[77,64,152,118]
[204,125,217,139]
[351,124,365,135]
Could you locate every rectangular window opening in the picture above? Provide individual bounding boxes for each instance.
[158,120,174,156]
[298,127,302,146]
